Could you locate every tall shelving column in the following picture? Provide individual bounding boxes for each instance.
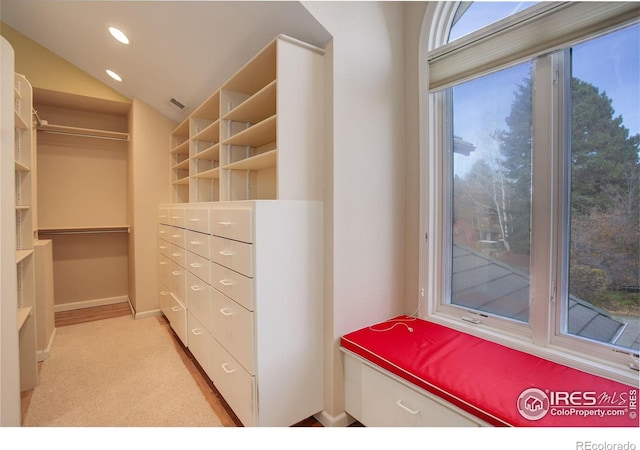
[170,119,190,203]
[189,90,221,202]
[14,73,37,391]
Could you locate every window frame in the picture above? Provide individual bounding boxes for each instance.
[421,1,640,386]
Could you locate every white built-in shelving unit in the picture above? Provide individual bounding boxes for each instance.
[170,35,324,203]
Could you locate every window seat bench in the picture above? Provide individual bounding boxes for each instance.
[340,315,638,427]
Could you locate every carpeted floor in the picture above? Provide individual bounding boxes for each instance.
[23,315,223,427]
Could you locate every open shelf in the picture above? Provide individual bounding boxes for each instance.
[193,143,220,161]
[224,115,276,147]
[194,167,221,179]
[224,149,277,172]
[224,81,277,124]
[18,307,32,331]
[16,249,33,264]
[192,119,220,142]
[171,140,189,155]
[38,123,129,141]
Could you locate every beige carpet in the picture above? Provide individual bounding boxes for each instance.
[23,315,223,427]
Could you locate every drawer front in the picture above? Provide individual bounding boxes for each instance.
[170,243,187,268]
[210,208,253,243]
[210,236,253,277]
[211,337,256,427]
[210,261,254,311]
[158,207,170,225]
[159,283,171,318]
[187,251,210,284]
[170,207,186,228]
[158,239,170,257]
[186,272,213,333]
[186,208,210,234]
[360,363,483,427]
[186,230,210,259]
[168,293,187,346]
[169,227,186,248]
[169,262,187,306]
[211,289,255,374]
[159,255,171,288]
[158,223,171,242]
[187,312,214,381]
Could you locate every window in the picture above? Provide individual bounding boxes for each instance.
[425,2,640,382]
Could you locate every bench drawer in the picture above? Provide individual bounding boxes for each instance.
[210,208,253,243]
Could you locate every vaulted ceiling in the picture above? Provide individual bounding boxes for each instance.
[1,1,332,122]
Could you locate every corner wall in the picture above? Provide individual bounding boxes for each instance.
[302,1,408,423]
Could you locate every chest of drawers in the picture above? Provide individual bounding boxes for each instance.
[158,200,323,426]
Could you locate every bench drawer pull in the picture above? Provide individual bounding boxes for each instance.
[396,400,419,415]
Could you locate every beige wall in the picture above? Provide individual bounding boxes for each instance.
[127,99,173,315]
[303,1,408,423]
[0,22,130,104]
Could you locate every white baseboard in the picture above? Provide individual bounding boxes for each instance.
[134,308,162,320]
[36,327,57,362]
[313,410,354,427]
[54,295,130,313]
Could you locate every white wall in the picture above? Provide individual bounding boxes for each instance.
[303,1,407,423]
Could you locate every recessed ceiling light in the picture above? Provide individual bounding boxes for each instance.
[109,26,129,45]
[106,69,122,82]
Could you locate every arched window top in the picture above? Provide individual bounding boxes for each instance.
[448,1,538,43]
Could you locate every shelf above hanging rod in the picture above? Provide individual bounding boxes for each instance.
[38,226,130,235]
[36,123,129,142]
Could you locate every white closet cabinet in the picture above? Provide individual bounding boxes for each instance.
[14,73,38,391]
[158,201,323,426]
[169,35,324,203]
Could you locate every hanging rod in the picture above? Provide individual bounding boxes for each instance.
[38,227,130,235]
[36,123,129,142]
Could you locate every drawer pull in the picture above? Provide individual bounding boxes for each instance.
[189,218,200,222]
[172,270,181,276]
[159,245,168,249]
[221,362,236,374]
[171,215,182,219]
[189,240,202,245]
[171,234,180,238]
[396,400,420,415]
[191,328,203,335]
[171,252,181,257]
[190,262,203,268]
[218,250,234,256]
[160,290,169,295]
[219,308,233,316]
[218,221,233,226]
[219,279,234,286]
[171,306,181,312]
[190,285,204,291]
[159,261,169,265]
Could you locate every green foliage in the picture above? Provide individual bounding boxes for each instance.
[569,265,609,302]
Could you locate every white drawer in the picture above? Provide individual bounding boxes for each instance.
[211,289,255,374]
[170,207,186,228]
[210,208,253,243]
[170,243,187,268]
[186,208,210,234]
[211,336,256,427]
[159,283,171,317]
[158,223,171,242]
[158,239,170,257]
[169,226,186,248]
[158,207,170,225]
[159,255,171,288]
[210,261,254,311]
[210,236,253,277]
[187,312,214,381]
[187,251,210,284]
[169,261,187,305]
[167,293,187,346]
[359,360,483,427]
[186,272,213,333]
[186,230,210,259]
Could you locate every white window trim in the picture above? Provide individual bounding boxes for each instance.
[420,1,640,386]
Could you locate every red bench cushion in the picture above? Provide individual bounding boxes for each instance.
[341,315,638,427]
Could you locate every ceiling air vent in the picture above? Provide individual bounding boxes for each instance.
[169,97,186,110]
